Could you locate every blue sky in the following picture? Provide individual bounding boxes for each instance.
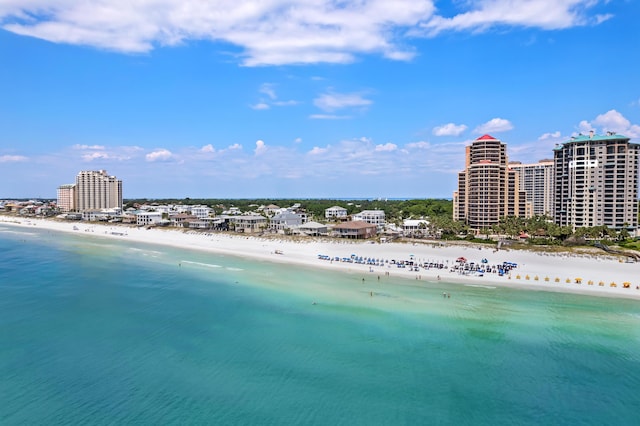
[1,0,639,199]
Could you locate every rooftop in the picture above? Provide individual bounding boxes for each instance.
[476,134,497,141]
[553,132,631,150]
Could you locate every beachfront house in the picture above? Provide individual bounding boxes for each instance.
[325,206,348,220]
[232,215,267,234]
[402,219,429,237]
[352,210,386,228]
[82,209,111,221]
[296,221,328,236]
[136,211,163,227]
[171,213,197,228]
[190,205,213,219]
[332,221,377,239]
[269,211,304,232]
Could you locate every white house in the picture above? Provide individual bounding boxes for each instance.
[352,210,386,227]
[136,211,163,227]
[325,206,348,219]
[402,219,429,236]
[190,205,213,219]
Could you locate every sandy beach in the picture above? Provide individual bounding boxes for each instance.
[2,216,640,300]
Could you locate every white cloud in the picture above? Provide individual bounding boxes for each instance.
[250,102,270,110]
[592,109,640,138]
[272,100,299,107]
[227,143,242,150]
[254,139,267,155]
[259,83,277,100]
[73,144,105,150]
[405,141,430,149]
[145,149,174,162]
[0,0,435,66]
[82,152,111,161]
[538,131,561,141]
[201,144,215,153]
[309,114,351,120]
[432,123,467,137]
[421,0,609,36]
[252,83,298,109]
[294,137,302,144]
[308,146,328,155]
[594,14,613,25]
[313,92,372,112]
[375,143,397,152]
[578,120,592,133]
[0,154,28,162]
[474,118,514,134]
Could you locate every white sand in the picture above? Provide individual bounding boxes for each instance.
[3,216,640,300]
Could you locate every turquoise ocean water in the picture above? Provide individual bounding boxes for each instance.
[1,225,639,425]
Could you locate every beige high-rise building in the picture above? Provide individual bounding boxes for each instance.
[56,184,76,212]
[75,170,122,212]
[553,132,639,232]
[453,134,527,230]
[508,159,554,217]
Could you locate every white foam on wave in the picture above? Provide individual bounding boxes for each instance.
[181,260,222,269]
[465,284,497,289]
[0,229,37,236]
[226,267,244,272]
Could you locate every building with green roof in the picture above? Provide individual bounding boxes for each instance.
[553,131,639,232]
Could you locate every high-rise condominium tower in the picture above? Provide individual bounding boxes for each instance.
[453,134,527,230]
[75,170,122,212]
[508,159,554,217]
[553,132,639,232]
[56,184,76,212]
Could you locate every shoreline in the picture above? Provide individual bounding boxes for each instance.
[2,216,640,301]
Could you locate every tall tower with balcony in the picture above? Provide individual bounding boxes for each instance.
[553,131,639,232]
[454,134,527,230]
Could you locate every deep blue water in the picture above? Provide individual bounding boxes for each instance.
[1,225,639,425]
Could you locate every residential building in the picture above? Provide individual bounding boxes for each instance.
[508,160,554,216]
[325,206,348,219]
[352,210,386,227]
[553,131,639,232]
[57,184,76,212]
[453,134,527,230]
[136,211,163,227]
[332,221,377,239]
[402,219,429,236]
[296,221,328,236]
[270,211,304,232]
[190,205,213,219]
[75,170,122,212]
[171,213,198,228]
[232,215,267,233]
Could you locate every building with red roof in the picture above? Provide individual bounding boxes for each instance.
[453,135,528,230]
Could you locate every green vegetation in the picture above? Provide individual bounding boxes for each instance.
[123,198,453,223]
[121,198,640,253]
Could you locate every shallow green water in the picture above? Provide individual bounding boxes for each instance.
[1,226,639,425]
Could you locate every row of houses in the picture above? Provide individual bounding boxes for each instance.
[3,199,429,239]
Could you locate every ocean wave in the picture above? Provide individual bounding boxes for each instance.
[0,229,37,236]
[181,261,222,268]
[464,284,497,289]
